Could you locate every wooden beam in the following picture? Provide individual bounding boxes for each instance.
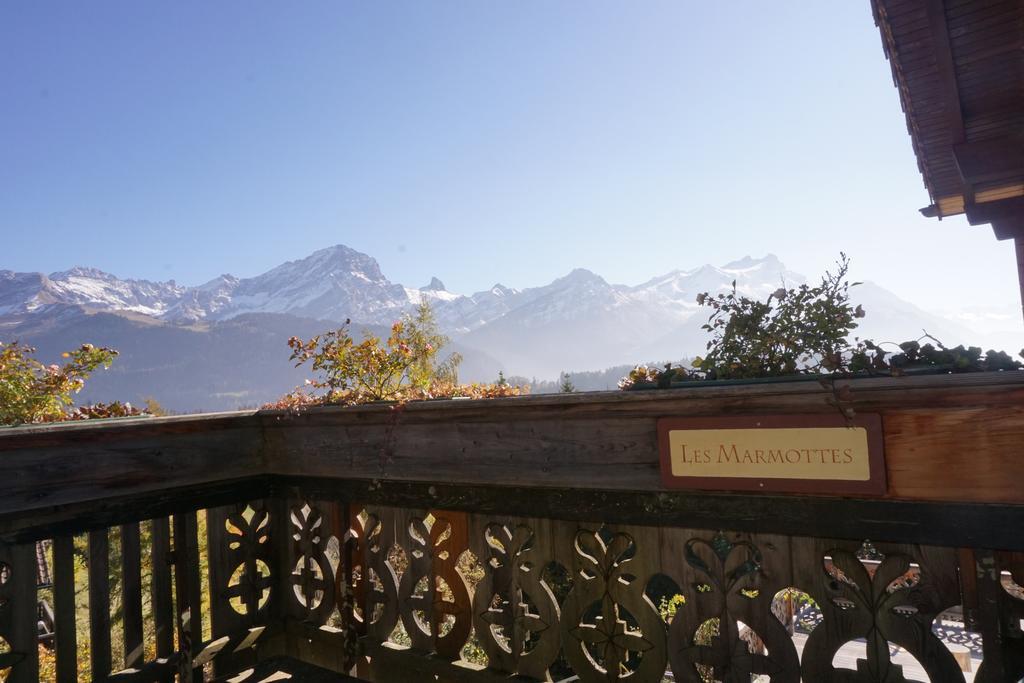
[954,136,1024,187]
[0,476,273,544]
[993,215,1024,241]
[924,0,969,202]
[965,195,1024,228]
[0,412,264,523]
[275,476,1024,552]
[262,374,1024,506]
[1017,237,1024,323]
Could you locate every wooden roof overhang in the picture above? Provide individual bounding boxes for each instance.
[872,0,1024,312]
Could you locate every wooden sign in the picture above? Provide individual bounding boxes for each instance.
[658,414,886,495]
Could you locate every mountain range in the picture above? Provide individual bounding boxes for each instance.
[0,245,1001,411]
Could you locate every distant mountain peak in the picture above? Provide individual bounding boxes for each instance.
[51,266,116,280]
[489,284,513,296]
[422,277,446,291]
[721,254,783,271]
[297,244,384,275]
[557,268,606,285]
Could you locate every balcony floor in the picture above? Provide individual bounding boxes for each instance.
[216,657,362,682]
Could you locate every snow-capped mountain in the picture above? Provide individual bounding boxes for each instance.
[1,244,1006,386]
[1,246,422,324]
[0,267,186,317]
[202,245,412,323]
[0,247,814,335]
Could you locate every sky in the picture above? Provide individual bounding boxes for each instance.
[1,2,1021,323]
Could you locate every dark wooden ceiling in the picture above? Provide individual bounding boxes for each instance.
[874,0,1024,318]
[873,0,1023,233]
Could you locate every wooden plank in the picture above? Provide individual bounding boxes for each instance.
[0,475,272,544]
[280,476,1024,551]
[121,522,144,668]
[0,412,263,523]
[263,391,1024,505]
[88,529,112,679]
[954,136,1024,186]
[150,517,175,659]
[173,511,203,682]
[883,405,1024,502]
[1017,236,1024,322]
[3,542,38,683]
[0,375,1018,516]
[52,535,77,683]
[206,505,236,637]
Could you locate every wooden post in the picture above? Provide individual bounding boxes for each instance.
[121,522,144,668]
[151,517,175,662]
[2,543,39,683]
[173,512,203,681]
[1016,237,1024,323]
[53,535,77,683]
[88,530,112,679]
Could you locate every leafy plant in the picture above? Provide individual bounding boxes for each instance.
[0,341,119,426]
[620,254,1022,391]
[65,401,145,421]
[287,301,462,402]
[693,253,863,379]
[271,301,526,409]
[618,363,692,390]
[658,593,686,622]
[850,334,1023,375]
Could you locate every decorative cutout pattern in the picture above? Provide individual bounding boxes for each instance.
[290,502,336,623]
[225,505,273,618]
[669,531,800,682]
[359,510,402,641]
[473,523,561,678]
[41,495,1008,682]
[800,548,964,682]
[559,528,667,682]
[397,513,472,658]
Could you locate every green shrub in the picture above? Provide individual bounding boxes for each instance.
[271,302,528,409]
[286,301,461,402]
[693,253,862,379]
[620,254,1022,390]
[0,341,118,426]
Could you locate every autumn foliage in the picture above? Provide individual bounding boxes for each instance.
[264,301,526,409]
[0,341,131,425]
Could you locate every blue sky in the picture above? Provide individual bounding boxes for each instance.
[1,2,1020,316]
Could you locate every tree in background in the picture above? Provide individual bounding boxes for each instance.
[559,372,576,393]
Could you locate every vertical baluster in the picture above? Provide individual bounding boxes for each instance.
[121,522,144,668]
[974,548,1006,680]
[88,529,112,679]
[53,535,77,683]
[151,517,175,660]
[264,492,293,658]
[206,503,246,676]
[958,548,980,631]
[173,511,203,681]
[1,542,39,683]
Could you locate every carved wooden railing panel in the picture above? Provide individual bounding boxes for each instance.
[263,494,1024,683]
[0,500,279,682]
[0,490,1020,682]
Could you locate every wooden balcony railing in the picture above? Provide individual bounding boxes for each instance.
[1,373,1023,682]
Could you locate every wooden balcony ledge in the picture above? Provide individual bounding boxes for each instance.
[0,372,1022,681]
